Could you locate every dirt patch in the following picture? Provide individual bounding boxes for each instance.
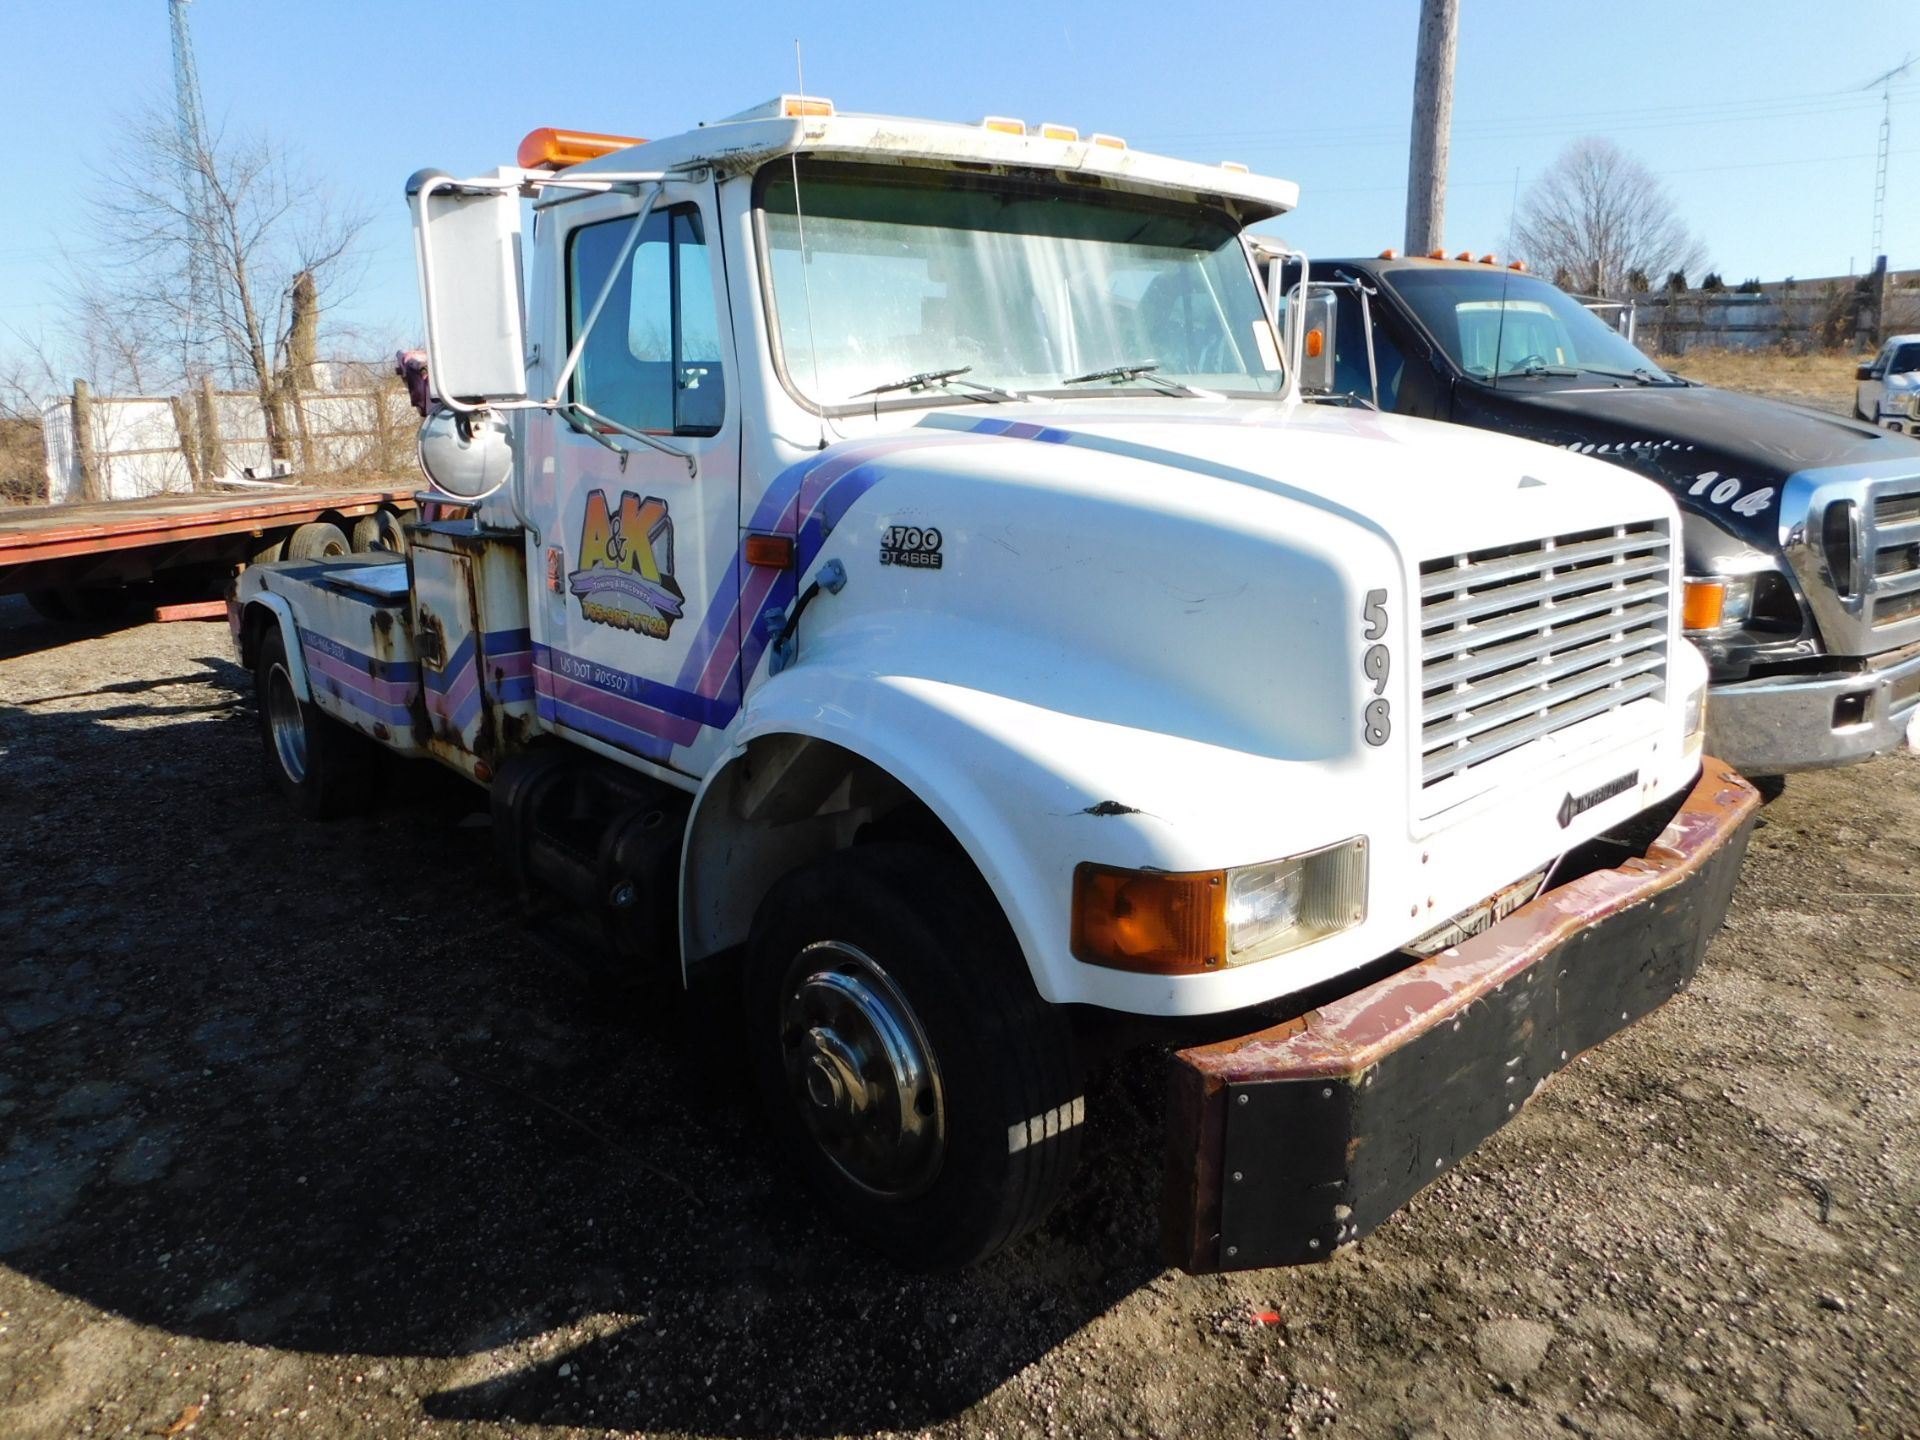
[1,597,1916,1439]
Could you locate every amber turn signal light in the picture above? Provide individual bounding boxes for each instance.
[1071,863,1226,974]
[1682,579,1726,631]
[744,534,794,568]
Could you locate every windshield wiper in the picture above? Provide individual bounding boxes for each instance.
[1577,365,1684,386]
[851,366,1024,403]
[1061,362,1218,399]
[1490,360,1579,379]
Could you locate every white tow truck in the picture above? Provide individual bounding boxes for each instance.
[229,99,1758,1271]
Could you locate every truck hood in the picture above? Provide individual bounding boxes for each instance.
[912,398,1676,562]
[1457,379,1920,549]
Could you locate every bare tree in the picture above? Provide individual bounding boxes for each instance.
[1515,139,1705,300]
[83,105,369,458]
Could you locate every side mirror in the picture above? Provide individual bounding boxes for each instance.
[1296,291,1339,394]
[408,170,529,406]
[1856,364,1877,382]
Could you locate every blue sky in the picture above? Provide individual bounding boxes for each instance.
[2,0,1914,370]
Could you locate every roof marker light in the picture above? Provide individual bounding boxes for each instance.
[1220,161,1250,173]
[1090,133,1127,149]
[1038,122,1079,142]
[981,116,1026,135]
[1428,248,1447,260]
[1478,254,1498,265]
[1509,260,1529,272]
[1455,250,1474,262]
[516,128,646,170]
[782,94,835,117]
[1379,248,1399,260]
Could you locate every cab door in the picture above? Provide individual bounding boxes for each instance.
[523,185,740,777]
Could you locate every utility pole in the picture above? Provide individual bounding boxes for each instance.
[1403,0,1460,257]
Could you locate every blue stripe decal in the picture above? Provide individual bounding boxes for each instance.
[421,632,477,696]
[532,642,734,728]
[310,681,415,728]
[298,628,420,682]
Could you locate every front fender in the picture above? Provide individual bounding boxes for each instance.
[683,651,1402,1018]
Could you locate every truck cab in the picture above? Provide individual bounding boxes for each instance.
[1267,249,1920,775]
[230,103,1755,1271]
[1856,333,1920,431]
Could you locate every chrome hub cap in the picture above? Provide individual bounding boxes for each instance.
[266,662,308,784]
[779,942,945,1198]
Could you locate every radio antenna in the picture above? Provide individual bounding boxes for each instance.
[1490,165,1519,391]
[791,38,827,449]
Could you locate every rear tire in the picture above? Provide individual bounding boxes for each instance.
[286,522,350,560]
[746,843,1083,1268]
[351,508,409,556]
[24,589,71,621]
[254,626,375,820]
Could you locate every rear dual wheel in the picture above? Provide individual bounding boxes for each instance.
[746,843,1084,1268]
[254,627,375,820]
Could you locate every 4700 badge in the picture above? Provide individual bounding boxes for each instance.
[879,525,943,570]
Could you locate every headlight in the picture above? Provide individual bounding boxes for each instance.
[1682,575,1755,632]
[1070,838,1368,974]
[1682,679,1708,751]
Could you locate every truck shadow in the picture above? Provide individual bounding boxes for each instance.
[0,660,1164,1435]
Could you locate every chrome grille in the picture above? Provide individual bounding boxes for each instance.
[1419,522,1671,789]
[1868,483,1920,631]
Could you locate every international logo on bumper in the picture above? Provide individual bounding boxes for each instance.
[1558,770,1639,829]
[570,489,685,639]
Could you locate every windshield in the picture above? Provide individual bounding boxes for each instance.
[1889,344,1920,375]
[759,160,1284,406]
[1382,268,1672,382]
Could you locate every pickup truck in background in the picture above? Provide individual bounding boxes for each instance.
[1264,248,1920,775]
[1856,333,1920,432]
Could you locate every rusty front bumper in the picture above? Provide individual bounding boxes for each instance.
[1165,758,1759,1272]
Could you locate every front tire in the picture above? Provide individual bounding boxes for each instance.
[746,843,1083,1268]
[254,627,375,820]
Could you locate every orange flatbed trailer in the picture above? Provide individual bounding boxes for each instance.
[0,485,417,601]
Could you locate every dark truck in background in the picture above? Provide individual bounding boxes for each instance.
[1263,248,1920,775]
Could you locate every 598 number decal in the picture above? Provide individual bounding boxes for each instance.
[1361,588,1391,747]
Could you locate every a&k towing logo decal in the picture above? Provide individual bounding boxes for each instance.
[569,489,686,639]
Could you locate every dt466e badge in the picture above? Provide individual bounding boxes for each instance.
[568,490,685,638]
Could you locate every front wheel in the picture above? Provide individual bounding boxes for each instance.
[254,626,375,819]
[746,843,1084,1269]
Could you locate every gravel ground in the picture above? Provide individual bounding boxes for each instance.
[1,595,1916,1440]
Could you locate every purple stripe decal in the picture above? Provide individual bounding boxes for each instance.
[537,695,675,762]
[535,659,704,748]
[489,650,533,680]
[304,646,417,706]
[307,674,415,727]
[429,656,481,722]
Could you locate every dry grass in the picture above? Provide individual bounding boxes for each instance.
[1655,346,1861,416]
[0,417,44,507]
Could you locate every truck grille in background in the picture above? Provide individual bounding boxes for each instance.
[1869,484,1920,630]
[1419,522,1671,789]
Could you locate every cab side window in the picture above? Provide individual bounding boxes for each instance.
[1329,291,1408,410]
[568,208,726,435]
